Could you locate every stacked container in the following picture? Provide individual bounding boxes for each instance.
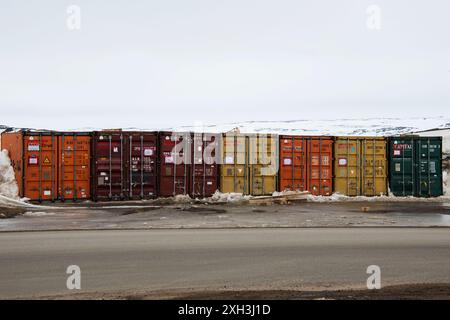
[1,130,91,201]
[91,131,158,201]
[279,136,333,196]
[158,131,219,197]
[333,137,388,196]
[220,133,278,195]
[388,136,443,197]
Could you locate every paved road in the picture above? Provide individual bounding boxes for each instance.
[1,228,450,299]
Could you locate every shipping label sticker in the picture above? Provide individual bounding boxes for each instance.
[283,158,292,165]
[28,156,38,165]
[338,158,347,166]
[207,181,213,185]
[144,148,153,156]
[394,150,401,156]
[225,156,234,164]
[28,143,40,151]
[113,147,119,153]
[43,190,51,196]
[165,156,174,164]
[395,163,401,172]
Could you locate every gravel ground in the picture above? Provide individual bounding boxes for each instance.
[1,201,450,231]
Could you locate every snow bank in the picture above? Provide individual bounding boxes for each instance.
[443,171,450,196]
[207,190,252,203]
[0,150,19,199]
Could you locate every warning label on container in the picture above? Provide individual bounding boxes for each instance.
[283,158,292,165]
[225,156,234,164]
[394,150,401,156]
[144,148,153,156]
[43,157,51,164]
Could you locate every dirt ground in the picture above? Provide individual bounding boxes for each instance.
[1,200,450,231]
[39,283,450,300]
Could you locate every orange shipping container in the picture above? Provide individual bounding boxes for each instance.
[279,136,333,196]
[1,131,91,201]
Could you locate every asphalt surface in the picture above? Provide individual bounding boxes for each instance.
[1,228,450,299]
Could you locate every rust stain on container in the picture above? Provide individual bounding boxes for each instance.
[91,131,158,201]
[1,130,91,201]
[333,136,388,196]
[279,136,333,196]
[158,131,219,197]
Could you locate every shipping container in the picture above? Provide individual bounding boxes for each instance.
[158,131,219,197]
[279,136,333,196]
[91,131,158,201]
[220,133,278,195]
[1,130,91,201]
[333,137,387,196]
[388,136,443,197]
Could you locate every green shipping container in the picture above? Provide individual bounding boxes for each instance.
[389,136,443,197]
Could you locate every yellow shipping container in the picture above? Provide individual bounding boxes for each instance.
[220,133,278,195]
[334,137,387,196]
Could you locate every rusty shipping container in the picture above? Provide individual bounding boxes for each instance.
[158,131,219,197]
[333,137,388,196]
[220,133,278,195]
[91,131,158,201]
[1,130,91,201]
[279,136,333,196]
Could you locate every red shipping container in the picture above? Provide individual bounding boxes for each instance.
[91,131,158,200]
[279,136,333,196]
[158,131,219,197]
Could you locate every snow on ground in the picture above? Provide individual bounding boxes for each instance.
[307,193,450,202]
[443,171,450,196]
[207,191,252,203]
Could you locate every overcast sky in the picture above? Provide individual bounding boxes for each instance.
[0,0,449,130]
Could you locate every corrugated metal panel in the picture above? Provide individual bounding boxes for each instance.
[92,131,158,201]
[334,137,387,196]
[220,133,278,195]
[158,131,219,197]
[279,136,333,196]
[58,134,90,200]
[1,131,91,201]
[389,136,442,197]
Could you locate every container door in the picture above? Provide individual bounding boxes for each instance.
[220,134,248,194]
[416,138,442,197]
[389,138,414,196]
[249,134,277,195]
[127,134,157,199]
[58,135,91,200]
[362,138,387,196]
[24,134,57,201]
[93,133,124,200]
[279,136,307,192]
[334,138,360,196]
[308,138,333,196]
[159,133,190,196]
[191,133,218,197]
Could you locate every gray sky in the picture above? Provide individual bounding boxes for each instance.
[0,0,449,130]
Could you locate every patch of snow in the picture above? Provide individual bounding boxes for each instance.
[443,171,450,196]
[0,149,19,199]
[173,194,193,203]
[208,190,252,203]
[23,211,55,217]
